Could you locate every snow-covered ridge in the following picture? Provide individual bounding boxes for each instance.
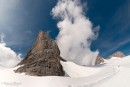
[0,55,130,87]
[60,61,119,78]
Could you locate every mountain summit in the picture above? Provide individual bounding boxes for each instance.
[111,51,125,58]
[15,31,65,76]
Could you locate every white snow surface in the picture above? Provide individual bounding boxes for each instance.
[0,56,130,87]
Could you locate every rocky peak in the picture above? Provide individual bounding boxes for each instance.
[15,31,65,76]
[111,51,125,58]
[33,31,50,51]
[95,55,104,64]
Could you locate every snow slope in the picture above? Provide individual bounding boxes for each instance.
[0,56,130,87]
[96,56,130,87]
[60,61,101,78]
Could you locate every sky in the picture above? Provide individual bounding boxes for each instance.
[0,0,129,58]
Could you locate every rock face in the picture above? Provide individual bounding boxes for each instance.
[15,31,65,76]
[111,51,125,58]
[95,55,104,64]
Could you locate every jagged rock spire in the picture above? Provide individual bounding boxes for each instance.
[15,31,65,76]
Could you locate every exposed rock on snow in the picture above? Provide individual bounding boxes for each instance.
[15,31,65,76]
[95,55,104,64]
[110,51,125,58]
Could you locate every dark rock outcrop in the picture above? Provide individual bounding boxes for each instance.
[15,31,65,76]
[111,51,125,58]
[95,55,104,64]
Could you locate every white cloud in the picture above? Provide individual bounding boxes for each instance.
[0,33,4,43]
[52,0,99,65]
[0,34,21,68]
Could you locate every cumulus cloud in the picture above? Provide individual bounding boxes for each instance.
[0,34,22,68]
[52,0,99,65]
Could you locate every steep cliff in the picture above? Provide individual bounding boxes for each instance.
[15,31,65,76]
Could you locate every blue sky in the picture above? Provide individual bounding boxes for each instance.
[87,0,130,57]
[0,0,129,58]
